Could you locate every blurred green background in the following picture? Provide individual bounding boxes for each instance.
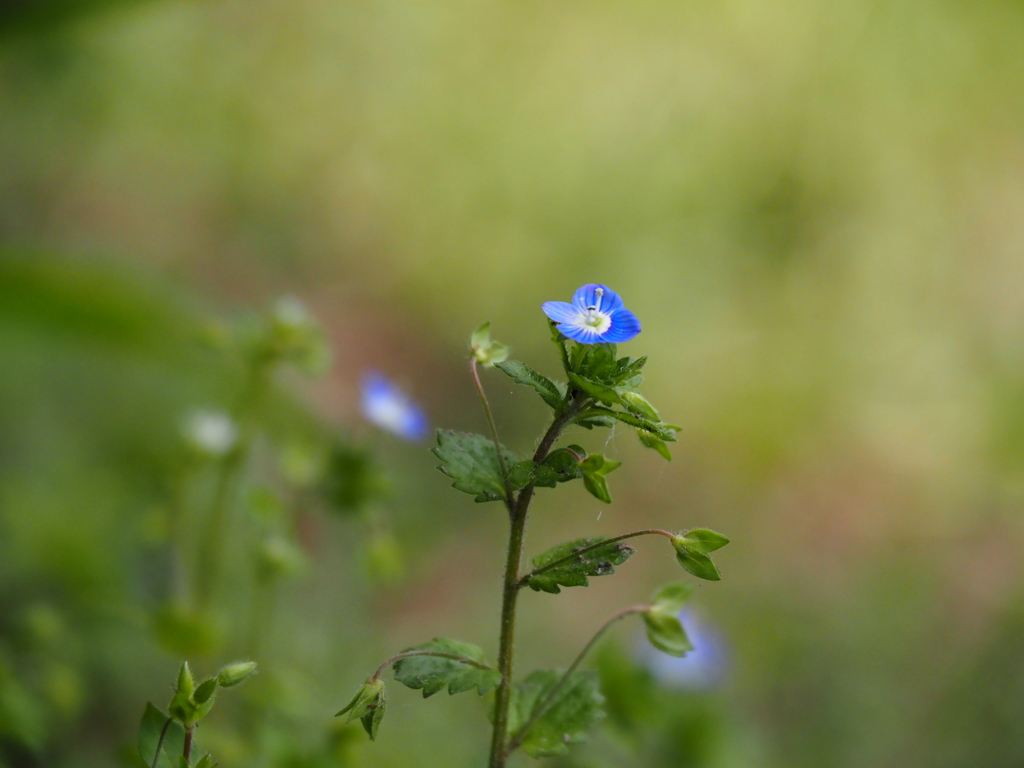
[3,0,1024,765]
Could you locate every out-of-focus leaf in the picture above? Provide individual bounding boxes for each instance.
[392,638,501,697]
[508,669,605,758]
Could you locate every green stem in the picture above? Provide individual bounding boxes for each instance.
[505,605,649,756]
[195,363,270,610]
[516,529,676,589]
[470,358,515,514]
[488,403,582,768]
[371,650,494,682]
[151,717,172,768]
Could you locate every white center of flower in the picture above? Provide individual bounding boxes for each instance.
[578,309,611,334]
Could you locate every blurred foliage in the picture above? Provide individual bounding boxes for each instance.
[3,0,1024,764]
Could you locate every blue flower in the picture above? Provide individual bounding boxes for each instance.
[637,608,727,690]
[361,373,429,441]
[542,284,641,344]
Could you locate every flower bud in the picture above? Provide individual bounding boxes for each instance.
[176,661,194,698]
[217,661,257,688]
[193,677,218,704]
[469,322,510,367]
[336,677,387,741]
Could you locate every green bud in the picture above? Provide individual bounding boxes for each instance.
[470,322,511,367]
[672,535,724,581]
[336,678,387,741]
[168,691,195,724]
[642,581,695,657]
[194,754,215,768]
[619,391,660,421]
[176,661,194,698]
[193,677,218,704]
[578,453,622,504]
[217,661,257,688]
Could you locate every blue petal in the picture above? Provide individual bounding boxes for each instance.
[542,301,582,325]
[361,372,429,441]
[571,284,624,314]
[602,308,641,343]
[557,322,604,345]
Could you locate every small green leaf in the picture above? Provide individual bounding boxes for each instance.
[678,528,730,554]
[579,454,621,505]
[336,678,387,741]
[194,755,214,768]
[508,670,605,758]
[581,408,678,441]
[526,537,636,593]
[567,372,625,407]
[642,582,695,657]
[392,638,501,697]
[637,430,672,461]
[432,430,519,503]
[138,703,186,768]
[674,546,722,580]
[619,391,660,421]
[495,360,564,410]
[672,535,725,581]
[470,322,511,367]
[542,446,585,482]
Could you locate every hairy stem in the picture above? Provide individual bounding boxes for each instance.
[505,605,650,756]
[371,650,494,682]
[488,403,582,768]
[183,727,194,763]
[470,358,515,514]
[516,528,676,589]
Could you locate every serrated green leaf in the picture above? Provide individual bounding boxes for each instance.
[643,582,695,657]
[509,670,605,758]
[637,430,672,460]
[495,360,564,410]
[567,372,624,407]
[572,343,618,382]
[509,460,562,490]
[526,537,636,593]
[432,430,518,503]
[336,678,386,740]
[576,415,618,430]
[392,638,501,697]
[139,703,186,768]
[679,528,729,553]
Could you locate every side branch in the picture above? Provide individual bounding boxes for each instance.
[505,605,650,756]
[470,358,516,514]
[372,650,494,682]
[516,528,676,589]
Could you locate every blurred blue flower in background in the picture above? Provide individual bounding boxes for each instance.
[638,608,728,690]
[361,372,429,441]
[542,284,641,344]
